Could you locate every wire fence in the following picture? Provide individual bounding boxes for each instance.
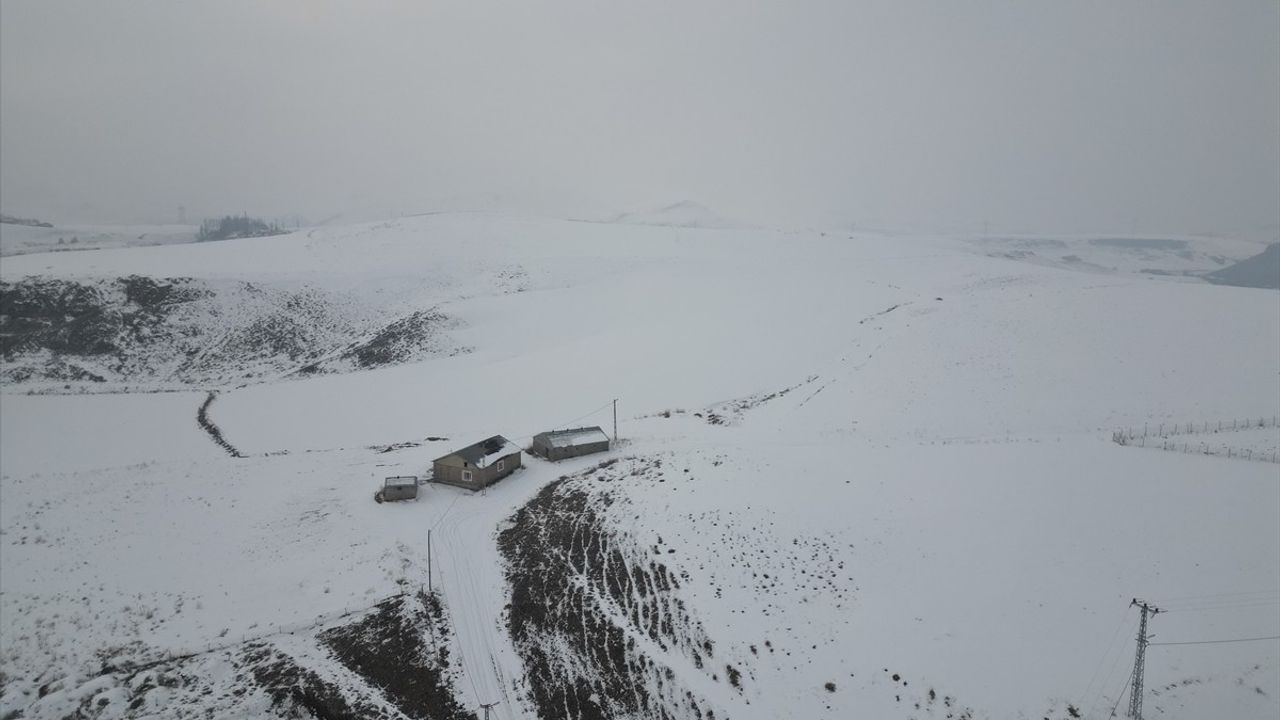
[1112,415,1280,464]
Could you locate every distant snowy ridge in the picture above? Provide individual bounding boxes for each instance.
[967,233,1269,279]
[0,221,198,257]
[0,213,53,228]
[609,201,741,229]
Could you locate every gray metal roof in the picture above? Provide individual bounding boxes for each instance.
[535,426,610,448]
[443,435,520,467]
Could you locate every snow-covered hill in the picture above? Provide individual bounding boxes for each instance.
[967,234,1270,279]
[1,212,1277,719]
[609,201,741,229]
[1206,243,1280,289]
[0,275,465,391]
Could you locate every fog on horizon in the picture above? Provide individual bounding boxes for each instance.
[1,0,1277,238]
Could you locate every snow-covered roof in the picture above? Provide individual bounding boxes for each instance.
[445,435,521,468]
[539,426,610,448]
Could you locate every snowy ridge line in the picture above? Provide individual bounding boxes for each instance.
[95,586,422,678]
[195,391,243,457]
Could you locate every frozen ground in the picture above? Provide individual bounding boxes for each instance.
[966,233,1271,281]
[0,222,199,257]
[1,212,1277,719]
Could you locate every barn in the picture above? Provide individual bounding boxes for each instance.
[432,436,522,490]
[530,426,611,462]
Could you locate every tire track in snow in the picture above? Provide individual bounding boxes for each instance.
[435,501,523,719]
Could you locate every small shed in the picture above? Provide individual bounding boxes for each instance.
[376,476,419,503]
[530,426,611,462]
[432,435,522,491]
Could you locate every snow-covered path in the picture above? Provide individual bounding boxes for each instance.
[433,491,527,719]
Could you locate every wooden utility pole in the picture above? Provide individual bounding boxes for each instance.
[612,399,618,443]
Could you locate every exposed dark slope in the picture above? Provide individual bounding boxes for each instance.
[316,593,472,720]
[5,592,471,719]
[500,458,739,720]
[0,275,465,390]
[1204,243,1280,289]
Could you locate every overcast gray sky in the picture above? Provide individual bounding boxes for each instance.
[2,1,1277,236]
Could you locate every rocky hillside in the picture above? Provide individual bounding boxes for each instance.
[4,591,472,720]
[0,275,466,391]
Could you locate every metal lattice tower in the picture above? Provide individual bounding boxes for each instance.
[1128,599,1161,719]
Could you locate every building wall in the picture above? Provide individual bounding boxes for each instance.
[381,483,418,501]
[432,451,521,490]
[432,454,470,488]
[541,440,610,462]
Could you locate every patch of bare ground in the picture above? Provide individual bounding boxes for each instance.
[317,592,472,720]
[500,457,739,720]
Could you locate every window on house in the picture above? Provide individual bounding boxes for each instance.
[497,459,505,472]
[462,470,473,483]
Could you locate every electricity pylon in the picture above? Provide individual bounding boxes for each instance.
[1127,598,1161,719]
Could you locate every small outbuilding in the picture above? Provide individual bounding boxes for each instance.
[432,435,522,491]
[376,476,419,503]
[530,426,611,462]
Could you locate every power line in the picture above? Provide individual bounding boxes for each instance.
[431,490,463,531]
[1080,607,1133,714]
[1161,589,1280,603]
[1150,634,1280,647]
[518,400,615,440]
[416,399,616,450]
[1107,664,1135,720]
[453,399,617,447]
[1162,594,1280,609]
[1088,613,1138,720]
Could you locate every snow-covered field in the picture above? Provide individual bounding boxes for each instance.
[0,222,199,257]
[1,212,1277,719]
